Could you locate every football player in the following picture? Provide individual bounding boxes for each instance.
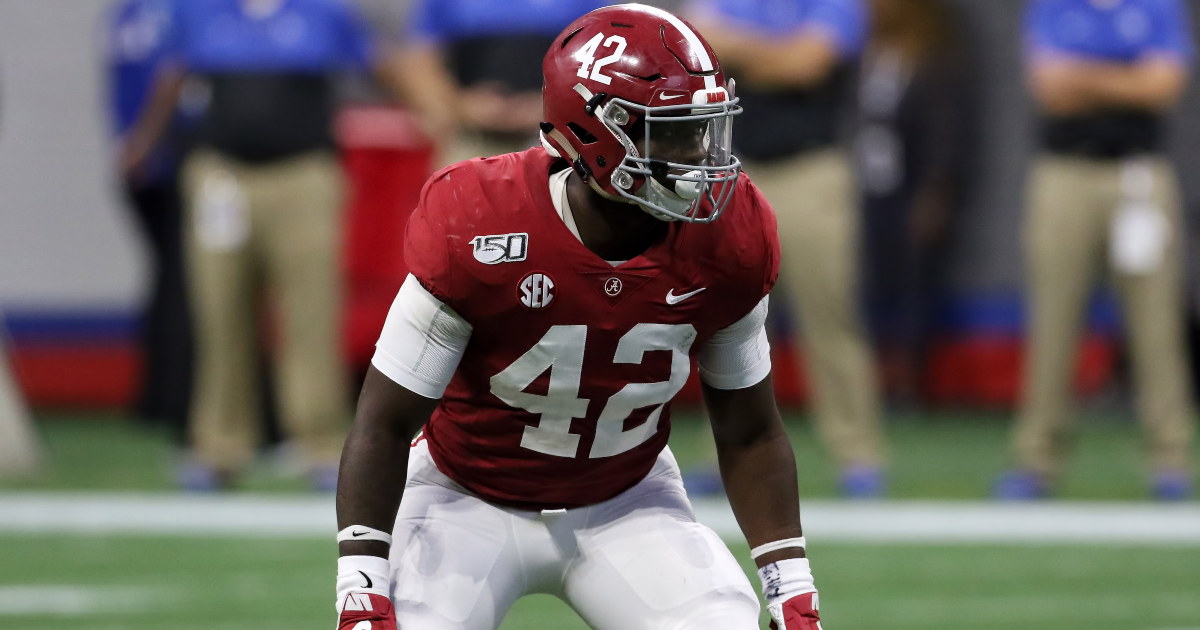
[335,4,822,629]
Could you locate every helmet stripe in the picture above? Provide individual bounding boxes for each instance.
[618,4,714,73]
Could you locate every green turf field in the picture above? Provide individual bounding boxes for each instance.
[1,536,1198,630]
[2,410,1192,500]
[0,413,1197,629]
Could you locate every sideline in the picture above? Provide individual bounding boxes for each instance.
[0,493,1198,545]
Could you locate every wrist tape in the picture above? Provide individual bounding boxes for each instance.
[336,555,391,613]
[756,557,817,608]
[750,536,806,559]
[337,525,393,546]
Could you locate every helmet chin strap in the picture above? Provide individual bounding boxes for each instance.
[543,126,638,206]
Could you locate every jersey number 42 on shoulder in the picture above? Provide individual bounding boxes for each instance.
[490,324,696,458]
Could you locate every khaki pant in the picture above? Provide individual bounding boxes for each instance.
[745,149,884,468]
[1016,155,1195,478]
[183,150,349,471]
[0,331,41,475]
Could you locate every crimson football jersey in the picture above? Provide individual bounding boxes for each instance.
[404,148,780,510]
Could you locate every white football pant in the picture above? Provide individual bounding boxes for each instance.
[388,441,760,630]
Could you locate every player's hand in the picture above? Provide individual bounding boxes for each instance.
[336,556,394,630]
[337,592,397,630]
[766,591,822,630]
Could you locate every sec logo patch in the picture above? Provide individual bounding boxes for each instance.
[518,272,556,309]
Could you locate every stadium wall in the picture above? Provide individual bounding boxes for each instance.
[2,0,1199,409]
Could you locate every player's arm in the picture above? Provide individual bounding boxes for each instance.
[337,367,436,558]
[1029,54,1188,115]
[386,43,461,146]
[690,17,839,90]
[704,376,802,565]
[698,297,821,629]
[334,275,472,629]
[120,63,184,178]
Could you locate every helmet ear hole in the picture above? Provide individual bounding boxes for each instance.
[567,122,599,145]
[561,26,585,48]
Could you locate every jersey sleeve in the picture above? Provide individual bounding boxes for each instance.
[698,296,772,390]
[751,177,782,297]
[404,173,459,307]
[372,275,473,398]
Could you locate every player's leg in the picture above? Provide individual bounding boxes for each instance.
[563,449,760,630]
[1012,156,1108,484]
[1110,159,1195,491]
[760,151,885,477]
[388,441,534,630]
[182,151,260,479]
[259,153,349,483]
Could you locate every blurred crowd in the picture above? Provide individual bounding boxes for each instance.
[3,0,1185,500]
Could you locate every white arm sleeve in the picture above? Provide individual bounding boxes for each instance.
[371,274,473,399]
[697,296,772,390]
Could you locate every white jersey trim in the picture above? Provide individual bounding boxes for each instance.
[371,275,473,399]
[697,296,772,390]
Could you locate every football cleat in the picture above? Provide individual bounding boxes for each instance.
[992,469,1048,501]
[838,465,886,499]
[1152,470,1194,501]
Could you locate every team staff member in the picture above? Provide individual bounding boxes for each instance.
[997,0,1195,501]
[123,0,404,491]
[109,0,194,436]
[395,0,607,165]
[689,0,887,497]
[0,328,41,476]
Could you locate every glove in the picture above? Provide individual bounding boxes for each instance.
[338,593,397,630]
[336,556,395,630]
[766,591,822,630]
[758,558,822,630]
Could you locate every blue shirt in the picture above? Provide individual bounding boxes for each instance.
[109,0,175,134]
[407,0,606,45]
[688,0,869,56]
[1025,0,1194,63]
[165,0,375,73]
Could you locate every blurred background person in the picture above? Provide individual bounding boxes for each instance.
[121,0,404,491]
[855,0,978,407]
[394,0,606,165]
[996,0,1196,501]
[108,0,194,440]
[0,327,41,476]
[689,0,887,498]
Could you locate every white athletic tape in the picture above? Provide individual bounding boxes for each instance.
[751,536,807,559]
[337,525,393,546]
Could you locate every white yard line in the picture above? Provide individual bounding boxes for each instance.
[0,493,1198,545]
[0,585,160,615]
[695,500,1200,545]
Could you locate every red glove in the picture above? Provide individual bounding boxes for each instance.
[336,556,394,630]
[758,557,822,630]
[337,593,397,630]
[767,591,822,630]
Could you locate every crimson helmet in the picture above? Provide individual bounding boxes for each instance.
[540,3,742,223]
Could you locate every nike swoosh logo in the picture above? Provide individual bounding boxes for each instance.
[359,571,372,589]
[659,93,685,100]
[351,531,368,537]
[666,287,706,305]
